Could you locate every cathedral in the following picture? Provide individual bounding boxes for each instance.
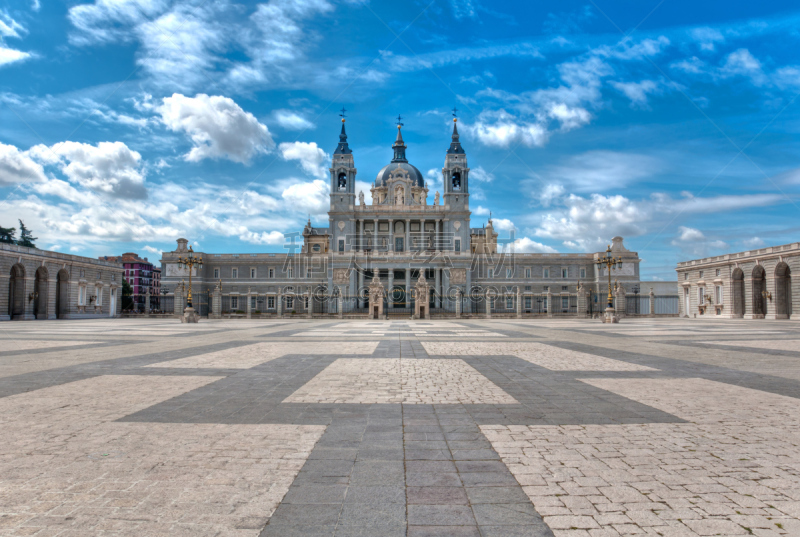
[160,117,644,317]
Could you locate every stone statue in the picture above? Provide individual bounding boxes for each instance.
[358,190,365,206]
[434,191,440,205]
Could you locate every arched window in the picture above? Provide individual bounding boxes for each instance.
[338,172,347,190]
[451,171,461,190]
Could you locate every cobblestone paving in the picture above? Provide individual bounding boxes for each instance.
[421,342,657,371]
[1,318,800,536]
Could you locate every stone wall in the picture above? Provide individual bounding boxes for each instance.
[1,243,125,321]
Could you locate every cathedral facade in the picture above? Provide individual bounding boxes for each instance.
[160,119,645,317]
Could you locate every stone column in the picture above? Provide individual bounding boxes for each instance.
[246,287,252,319]
[516,288,522,318]
[338,286,344,319]
[0,273,9,321]
[174,287,184,317]
[405,219,410,253]
[455,288,462,318]
[615,286,627,319]
[358,219,363,253]
[485,289,492,319]
[307,290,313,319]
[576,283,586,318]
[388,269,394,310]
[546,290,553,318]
[358,269,365,308]
[388,219,394,252]
[435,268,441,308]
[145,287,151,317]
[649,288,656,316]
[277,293,283,317]
[47,276,57,320]
[405,269,410,310]
[211,286,221,318]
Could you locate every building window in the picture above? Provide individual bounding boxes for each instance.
[561,268,568,278]
[286,297,294,310]
[487,268,493,279]
[543,286,549,292]
[715,285,723,305]
[525,285,531,291]
[304,296,309,309]
[684,272,688,280]
[580,268,586,279]
[454,239,460,253]
[250,268,256,278]
[268,296,275,309]
[251,297,256,309]
[698,287,705,305]
[506,268,512,278]
[269,268,275,278]
[232,268,238,278]
[524,297,531,309]
[288,268,293,278]
[78,287,85,306]
[716,268,721,276]
[543,268,550,278]
[525,268,531,278]
[699,270,704,278]
[562,286,568,291]
[214,268,219,279]
[506,297,513,309]
[338,239,345,252]
[562,297,569,310]
[231,296,239,310]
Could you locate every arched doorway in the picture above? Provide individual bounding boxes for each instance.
[34,267,48,319]
[9,264,25,320]
[732,268,744,318]
[775,262,792,319]
[56,269,70,319]
[752,265,766,317]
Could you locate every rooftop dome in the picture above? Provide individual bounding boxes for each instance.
[375,125,425,187]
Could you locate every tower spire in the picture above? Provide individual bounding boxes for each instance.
[334,107,351,155]
[446,106,464,154]
[392,115,407,162]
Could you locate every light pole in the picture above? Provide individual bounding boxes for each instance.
[595,245,622,322]
[177,245,203,311]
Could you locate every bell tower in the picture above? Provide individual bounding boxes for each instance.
[442,109,468,211]
[330,109,356,212]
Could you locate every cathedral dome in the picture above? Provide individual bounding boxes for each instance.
[375,124,425,188]
[375,162,425,187]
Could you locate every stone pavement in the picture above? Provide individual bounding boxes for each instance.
[1,318,800,536]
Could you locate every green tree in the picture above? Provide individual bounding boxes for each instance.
[16,220,37,248]
[0,225,15,244]
[121,280,134,311]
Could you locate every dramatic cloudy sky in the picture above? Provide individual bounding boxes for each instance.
[1,0,799,279]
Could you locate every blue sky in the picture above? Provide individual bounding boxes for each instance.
[1,0,799,279]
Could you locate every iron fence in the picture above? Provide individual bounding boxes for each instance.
[654,295,679,315]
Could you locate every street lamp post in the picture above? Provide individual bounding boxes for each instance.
[595,245,622,324]
[177,245,203,323]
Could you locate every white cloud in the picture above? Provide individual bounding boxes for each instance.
[674,226,705,242]
[463,109,548,148]
[238,230,285,245]
[492,218,515,232]
[671,56,705,74]
[473,206,490,216]
[741,237,765,248]
[68,0,168,45]
[539,183,565,207]
[157,93,274,163]
[610,79,665,107]
[543,151,662,192]
[29,141,147,199]
[281,179,329,215]
[279,141,328,178]
[507,237,557,254]
[597,36,670,60]
[0,46,30,67]
[0,142,47,185]
[691,27,724,51]
[719,48,766,86]
[274,110,315,130]
[470,166,494,182]
[0,12,25,38]
[142,245,163,256]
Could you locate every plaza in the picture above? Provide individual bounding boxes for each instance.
[2,318,800,536]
